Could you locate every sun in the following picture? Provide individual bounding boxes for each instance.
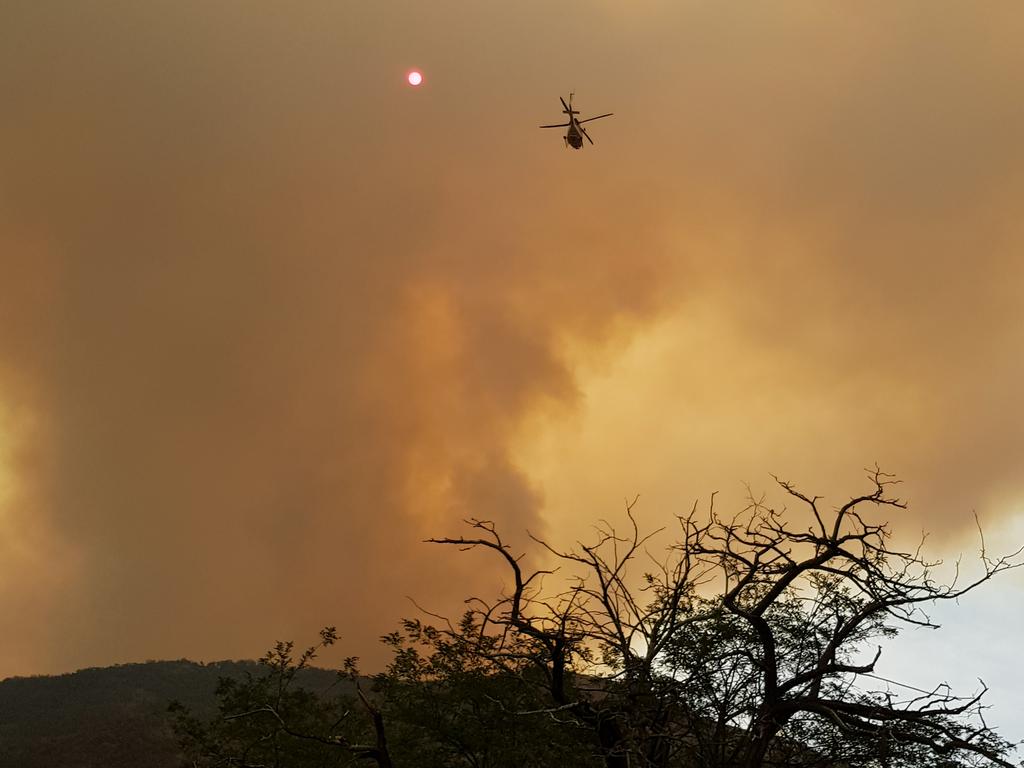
[407,70,423,87]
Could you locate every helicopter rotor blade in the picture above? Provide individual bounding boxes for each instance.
[577,113,613,124]
[581,126,594,145]
[539,122,570,128]
[560,96,570,113]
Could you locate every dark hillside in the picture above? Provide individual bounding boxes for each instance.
[0,660,342,768]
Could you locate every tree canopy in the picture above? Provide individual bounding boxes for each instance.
[176,469,1023,768]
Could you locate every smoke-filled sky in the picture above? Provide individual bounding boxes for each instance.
[2,1,1023,725]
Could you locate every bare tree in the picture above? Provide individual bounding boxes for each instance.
[430,468,1022,768]
[687,467,1022,768]
[429,498,716,768]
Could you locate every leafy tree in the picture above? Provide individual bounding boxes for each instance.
[173,620,599,768]
[172,628,389,768]
[373,613,599,768]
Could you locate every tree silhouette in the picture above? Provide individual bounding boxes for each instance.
[429,468,1022,768]
[177,468,1022,768]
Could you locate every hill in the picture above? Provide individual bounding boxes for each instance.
[0,659,341,768]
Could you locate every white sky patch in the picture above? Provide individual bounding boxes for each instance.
[872,511,1024,749]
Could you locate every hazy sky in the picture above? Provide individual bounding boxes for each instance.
[2,2,1023,738]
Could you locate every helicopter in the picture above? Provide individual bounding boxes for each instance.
[540,93,613,149]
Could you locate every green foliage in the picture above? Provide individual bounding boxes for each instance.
[172,618,600,768]
[374,614,598,768]
[172,628,367,768]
